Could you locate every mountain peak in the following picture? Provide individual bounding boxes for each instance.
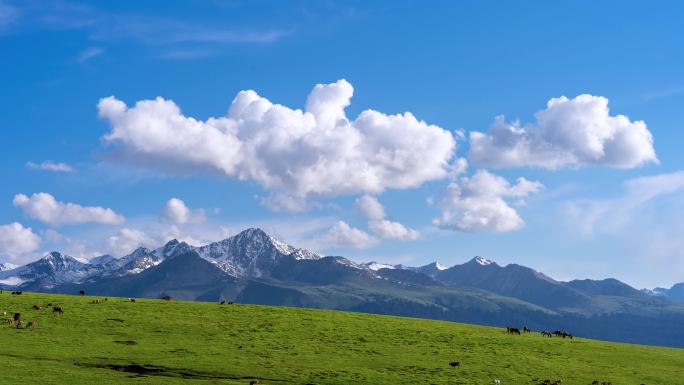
[471,256,495,266]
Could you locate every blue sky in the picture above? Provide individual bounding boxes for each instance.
[1,0,684,288]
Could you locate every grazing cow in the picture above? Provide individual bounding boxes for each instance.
[27,320,35,330]
[541,331,552,337]
[227,301,234,305]
[5,318,14,325]
[220,300,226,305]
[161,295,171,301]
[53,306,64,314]
[32,305,42,310]
[16,320,24,329]
[449,361,461,367]
[249,380,260,385]
[127,298,136,302]
[13,312,20,321]
[11,291,22,295]
[494,380,501,385]
[79,290,85,296]
[592,381,599,385]
[506,327,521,335]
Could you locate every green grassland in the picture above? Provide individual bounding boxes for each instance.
[1,292,682,385]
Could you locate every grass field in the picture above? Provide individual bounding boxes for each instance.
[1,292,682,385]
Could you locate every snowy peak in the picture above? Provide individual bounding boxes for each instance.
[195,227,320,277]
[471,256,495,266]
[364,261,397,271]
[0,262,17,271]
[154,239,193,259]
[30,251,88,271]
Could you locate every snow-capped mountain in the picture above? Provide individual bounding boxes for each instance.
[195,228,320,277]
[363,261,397,271]
[0,262,17,272]
[0,252,102,289]
[0,228,321,289]
[410,261,448,277]
[642,283,684,303]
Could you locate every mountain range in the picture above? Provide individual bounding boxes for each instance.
[1,227,684,347]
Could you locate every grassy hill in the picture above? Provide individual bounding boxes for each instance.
[1,292,682,385]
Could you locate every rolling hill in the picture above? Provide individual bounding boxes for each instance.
[1,291,682,385]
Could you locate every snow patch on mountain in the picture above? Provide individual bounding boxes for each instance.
[364,262,397,271]
[474,256,494,266]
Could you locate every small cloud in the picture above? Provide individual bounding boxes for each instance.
[0,222,41,262]
[76,46,104,63]
[162,198,205,225]
[433,170,543,233]
[318,221,378,249]
[13,192,125,227]
[26,161,74,173]
[355,195,418,240]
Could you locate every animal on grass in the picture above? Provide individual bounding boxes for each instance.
[32,305,42,310]
[27,320,35,330]
[161,295,171,301]
[249,380,260,385]
[53,306,64,314]
[494,380,501,385]
[13,313,20,321]
[79,290,85,296]
[506,326,521,335]
[449,361,460,367]
[16,320,24,329]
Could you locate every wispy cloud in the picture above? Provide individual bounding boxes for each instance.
[26,160,74,173]
[75,46,103,63]
[566,171,684,236]
[0,1,18,34]
[3,1,287,48]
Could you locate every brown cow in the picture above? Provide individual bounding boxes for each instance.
[16,320,24,329]
[249,380,260,385]
[27,320,35,330]
[32,304,42,310]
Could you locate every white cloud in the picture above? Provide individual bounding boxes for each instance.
[76,46,103,63]
[433,170,543,232]
[98,79,458,198]
[0,222,41,261]
[258,193,311,213]
[107,227,156,257]
[319,221,378,249]
[355,195,418,240]
[368,219,419,241]
[356,194,386,221]
[26,161,74,173]
[469,94,657,169]
[13,192,125,227]
[162,198,205,224]
[567,170,684,235]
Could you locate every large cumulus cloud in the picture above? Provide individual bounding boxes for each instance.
[99,79,458,198]
[469,94,657,169]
